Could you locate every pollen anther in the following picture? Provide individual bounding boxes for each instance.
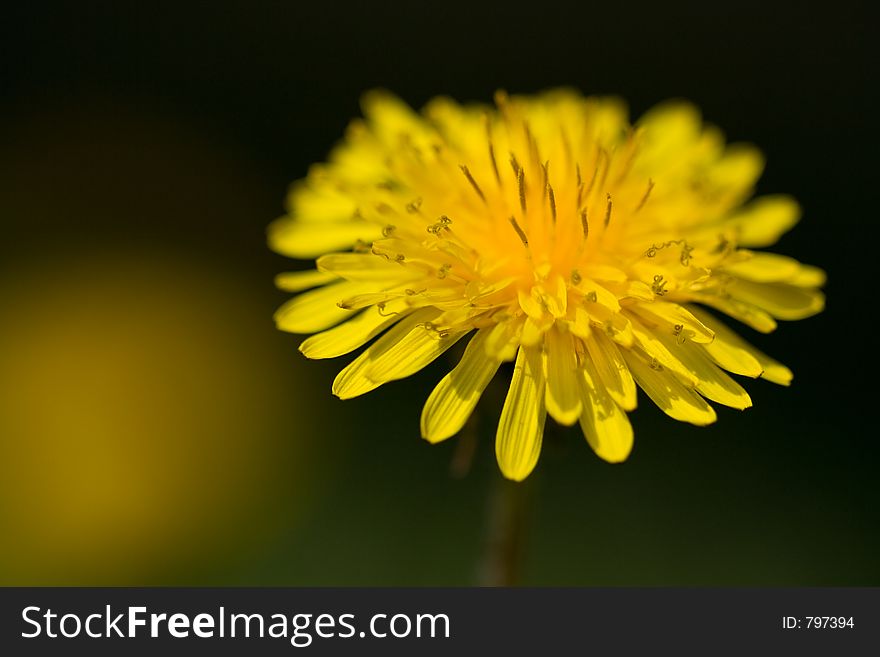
[680,244,694,266]
[580,210,589,239]
[517,168,526,213]
[651,274,668,296]
[376,302,397,317]
[508,216,529,248]
[459,165,486,203]
[635,178,655,211]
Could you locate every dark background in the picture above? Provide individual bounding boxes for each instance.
[0,1,875,585]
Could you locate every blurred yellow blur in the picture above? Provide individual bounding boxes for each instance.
[0,251,320,584]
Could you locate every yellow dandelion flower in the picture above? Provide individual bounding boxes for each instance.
[269,89,825,481]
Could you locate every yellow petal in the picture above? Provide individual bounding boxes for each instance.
[785,264,827,288]
[316,252,416,283]
[721,251,825,291]
[420,330,502,443]
[686,293,777,333]
[724,195,800,248]
[483,318,523,362]
[709,144,764,197]
[424,96,486,151]
[752,355,793,386]
[520,315,550,347]
[274,269,339,292]
[582,264,628,284]
[601,280,654,302]
[587,304,634,347]
[299,300,409,359]
[623,351,717,426]
[579,279,621,311]
[336,290,407,311]
[517,287,545,319]
[268,217,381,258]
[362,89,435,147]
[365,326,468,384]
[629,301,714,344]
[328,135,387,184]
[584,331,637,411]
[628,317,698,386]
[687,306,792,385]
[578,356,633,463]
[636,101,702,158]
[284,179,359,223]
[274,281,365,333]
[726,278,825,320]
[721,251,802,283]
[544,275,568,318]
[567,305,592,339]
[655,334,752,410]
[544,328,582,426]
[606,313,635,348]
[496,346,546,481]
[332,309,440,399]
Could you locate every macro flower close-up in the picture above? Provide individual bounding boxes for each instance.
[2,0,878,642]
[270,89,825,481]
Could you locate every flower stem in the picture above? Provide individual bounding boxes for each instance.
[449,411,479,478]
[478,475,530,586]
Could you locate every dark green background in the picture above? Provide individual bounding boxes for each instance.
[1,1,874,585]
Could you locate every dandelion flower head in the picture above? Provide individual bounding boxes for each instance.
[270,90,825,480]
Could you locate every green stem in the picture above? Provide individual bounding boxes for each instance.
[479,475,530,586]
